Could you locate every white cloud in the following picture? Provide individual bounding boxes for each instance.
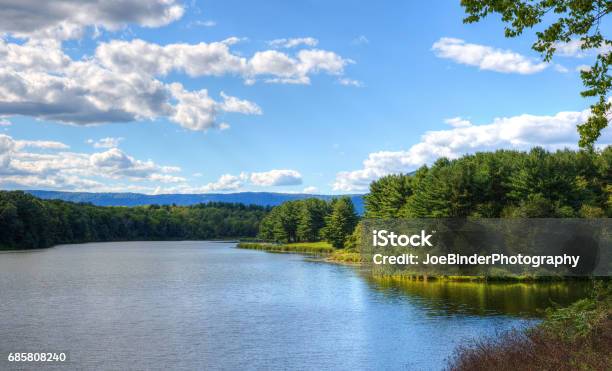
[201,174,244,192]
[0,118,11,126]
[250,169,302,186]
[333,106,612,191]
[2,154,307,193]
[150,169,304,194]
[0,0,184,40]
[95,38,247,77]
[554,39,612,58]
[338,78,363,87]
[87,137,123,148]
[14,140,69,150]
[352,35,369,45]
[0,133,184,190]
[96,38,352,85]
[0,39,263,131]
[89,148,183,181]
[268,37,319,49]
[0,36,353,129]
[189,20,217,28]
[432,37,548,74]
[576,64,591,72]
[303,186,318,194]
[555,40,586,57]
[444,117,472,128]
[219,92,263,115]
[248,49,352,85]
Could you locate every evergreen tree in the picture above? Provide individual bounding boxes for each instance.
[323,197,359,249]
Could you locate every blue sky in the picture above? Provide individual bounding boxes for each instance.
[0,0,610,194]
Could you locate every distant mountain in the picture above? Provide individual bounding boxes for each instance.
[26,190,365,214]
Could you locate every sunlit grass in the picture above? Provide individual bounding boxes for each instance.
[237,241,334,254]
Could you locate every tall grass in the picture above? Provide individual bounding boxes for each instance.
[447,281,611,371]
[237,241,334,254]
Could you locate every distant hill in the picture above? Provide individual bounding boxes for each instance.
[26,190,365,214]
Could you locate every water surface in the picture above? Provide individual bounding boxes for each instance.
[0,242,589,370]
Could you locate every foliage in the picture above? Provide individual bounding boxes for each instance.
[257,197,359,249]
[258,198,332,243]
[365,147,611,218]
[0,191,269,250]
[461,0,612,148]
[448,281,611,370]
[322,196,359,248]
[237,241,334,254]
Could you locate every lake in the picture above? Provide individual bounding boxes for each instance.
[0,241,590,370]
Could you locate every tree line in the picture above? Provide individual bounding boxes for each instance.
[0,191,270,250]
[256,147,610,249]
[3,147,609,250]
[365,147,611,218]
[257,197,359,248]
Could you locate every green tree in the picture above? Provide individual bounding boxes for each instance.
[0,191,269,250]
[364,173,414,218]
[323,197,359,249]
[297,198,330,242]
[364,147,611,218]
[461,0,611,148]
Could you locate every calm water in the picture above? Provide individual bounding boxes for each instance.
[0,242,590,370]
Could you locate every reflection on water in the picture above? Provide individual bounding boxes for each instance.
[364,275,591,317]
[0,242,593,370]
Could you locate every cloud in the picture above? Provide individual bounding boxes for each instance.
[444,117,472,128]
[555,40,585,57]
[249,169,302,186]
[247,49,352,85]
[0,133,184,190]
[96,38,352,85]
[0,38,262,131]
[303,186,318,194]
[201,174,244,192]
[0,0,184,39]
[268,37,319,48]
[87,137,124,148]
[0,118,11,126]
[218,92,263,115]
[576,64,592,72]
[432,37,548,74]
[338,78,363,87]
[554,39,612,58]
[333,106,612,191]
[352,35,369,45]
[14,140,69,150]
[95,38,247,77]
[188,20,217,28]
[0,35,354,129]
[160,169,303,193]
[89,148,183,181]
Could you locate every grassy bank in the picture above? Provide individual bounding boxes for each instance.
[237,241,365,264]
[369,272,583,283]
[237,241,335,254]
[447,281,611,371]
[236,244,576,282]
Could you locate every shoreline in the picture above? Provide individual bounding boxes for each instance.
[236,242,594,283]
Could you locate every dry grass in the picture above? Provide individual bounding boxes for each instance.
[448,283,612,371]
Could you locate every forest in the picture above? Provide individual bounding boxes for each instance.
[2,147,610,251]
[0,191,269,250]
[254,147,611,250]
[256,196,359,248]
[365,147,611,219]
